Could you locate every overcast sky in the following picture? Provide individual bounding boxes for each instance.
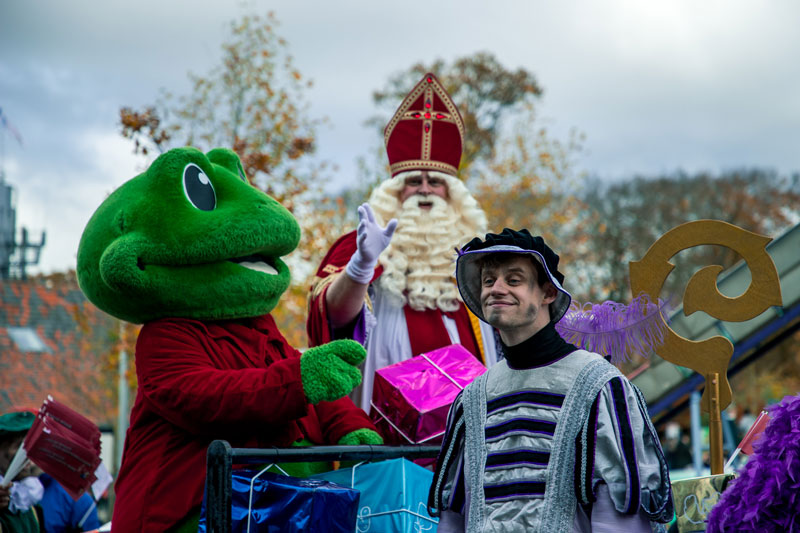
[2,0,799,275]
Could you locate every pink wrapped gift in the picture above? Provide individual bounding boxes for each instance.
[370,344,487,445]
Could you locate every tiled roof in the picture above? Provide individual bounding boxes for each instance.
[0,273,119,427]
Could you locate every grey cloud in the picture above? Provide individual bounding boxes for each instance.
[2,0,800,273]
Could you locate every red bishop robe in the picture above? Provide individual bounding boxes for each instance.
[307,231,487,363]
[111,314,375,532]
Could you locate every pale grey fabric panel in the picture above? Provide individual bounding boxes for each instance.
[592,377,670,518]
[591,485,652,533]
[437,509,466,533]
[540,356,623,533]
[432,350,671,532]
[433,394,467,514]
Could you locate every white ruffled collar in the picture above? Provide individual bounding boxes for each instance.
[0,474,44,513]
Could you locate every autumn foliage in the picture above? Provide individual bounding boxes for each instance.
[116,14,592,349]
[0,272,132,426]
[116,12,344,347]
[367,55,589,293]
[114,10,800,412]
[573,170,800,303]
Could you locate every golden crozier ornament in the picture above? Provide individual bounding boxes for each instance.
[630,219,782,474]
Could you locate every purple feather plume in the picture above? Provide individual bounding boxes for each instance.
[706,394,800,532]
[554,294,667,364]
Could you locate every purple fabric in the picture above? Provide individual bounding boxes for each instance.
[591,485,652,533]
[484,480,547,501]
[485,417,556,439]
[486,390,565,414]
[706,394,800,532]
[580,396,600,505]
[555,294,667,364]
[609,378,639,514]
[352,306,369,344]
[329,306,369,344]
[486,449,550,467]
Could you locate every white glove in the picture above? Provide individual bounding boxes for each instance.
[345,203,397,284]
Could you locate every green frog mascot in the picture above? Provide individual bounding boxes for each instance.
[77,147,381,532]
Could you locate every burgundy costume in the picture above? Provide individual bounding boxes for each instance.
[112,315,373,532]
[306,231,483,360]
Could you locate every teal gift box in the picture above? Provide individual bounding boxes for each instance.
[313,458,439,533]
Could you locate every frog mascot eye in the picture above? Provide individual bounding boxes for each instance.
[182,163,216,211]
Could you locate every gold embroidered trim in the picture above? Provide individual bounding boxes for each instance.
[322,264,340,275]
[389,160,458,176]
[308,268,374,317]
[466,306,486,365]
[383,74,465,146]
[384,82,426,145]
[310,269,340,303]
[422,84,433,161]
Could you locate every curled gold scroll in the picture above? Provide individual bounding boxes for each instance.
[630,220,782,411]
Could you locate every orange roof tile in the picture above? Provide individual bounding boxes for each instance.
[0,274,122,426]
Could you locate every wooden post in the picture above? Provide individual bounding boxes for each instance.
[706,372,724,474]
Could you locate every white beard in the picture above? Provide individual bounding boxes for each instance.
[369,175,487,312]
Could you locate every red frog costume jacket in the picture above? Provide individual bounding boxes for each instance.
[77,147,380,531]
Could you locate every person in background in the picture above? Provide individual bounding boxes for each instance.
[0,410,44,533]
[428,229,674,532]
[39,471,100,533]
[663,422,692,470]
[307,72,497,413]
[736,407,757,442]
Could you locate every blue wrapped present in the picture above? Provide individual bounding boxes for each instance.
[198,467,359,532]
[313,458,439,533]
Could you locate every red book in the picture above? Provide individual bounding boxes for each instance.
[23,396,102,500]
[37,396,101,452]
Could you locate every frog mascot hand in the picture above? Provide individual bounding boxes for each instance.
[77,147,381,533]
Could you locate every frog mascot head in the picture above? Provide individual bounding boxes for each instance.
[77,147,380,533]
[77,147,299,323]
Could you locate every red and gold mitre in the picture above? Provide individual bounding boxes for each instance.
[384,73,465,177]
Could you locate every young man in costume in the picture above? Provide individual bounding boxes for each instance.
[428,229,674,532]
[307,73,497,413]
[77,147,381,532]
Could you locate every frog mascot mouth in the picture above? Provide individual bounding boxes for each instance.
[77,147,381,533]
[78,147,299,323]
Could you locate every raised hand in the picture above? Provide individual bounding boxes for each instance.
[300,340,367,404]
[345,203,398,284]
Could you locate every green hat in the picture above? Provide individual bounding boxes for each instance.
[0,411,35,437]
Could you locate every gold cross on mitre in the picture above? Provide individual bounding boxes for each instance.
[383,73,465,177]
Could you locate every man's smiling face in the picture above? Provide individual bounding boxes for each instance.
[480,254,556,345]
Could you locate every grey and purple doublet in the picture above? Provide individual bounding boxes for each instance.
[428,324,673,532]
